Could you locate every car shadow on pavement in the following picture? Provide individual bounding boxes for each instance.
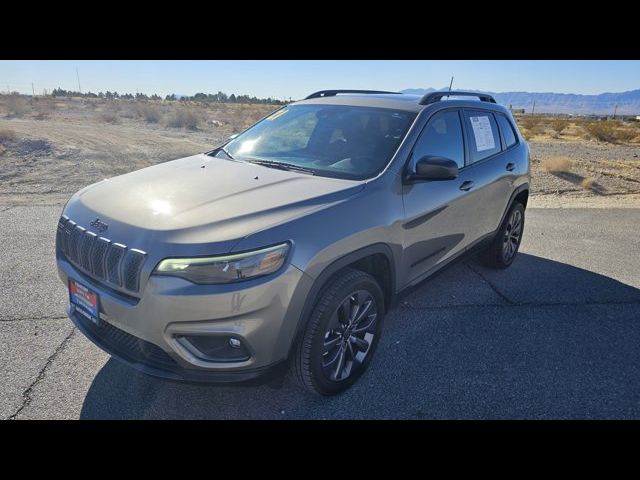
[80,253,640,419]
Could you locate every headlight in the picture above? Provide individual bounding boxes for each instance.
[153,243,290,284]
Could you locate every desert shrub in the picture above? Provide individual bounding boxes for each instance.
[0,128,17,142]
[99,111,120,124]
[119,107,135,119]
[166,107,201,130]
[584,121,635,143]
[517,116,542,131]
[541,156,573,173]
[549,118,569,134]
[34,99,55,119]
[0,144,6,155]
[132,103,162,123]
[5,95,29,117]
[581,177,596,190]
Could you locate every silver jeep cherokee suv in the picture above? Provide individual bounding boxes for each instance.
[56,90,530,395]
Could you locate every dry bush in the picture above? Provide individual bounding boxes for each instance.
[0,128,17,142]
[99,111,120,124]
[132,103,162,123]
[0,144,6,156]
[5,95,29,117]
[549,118,569,134]
[581,177,596,190]
[517,116,547,140]
[166,107,201,130]
[583,121,636,143]
[34,99,55,119]
[541,156,573,173]
[517,116,543,131]
[119,109,135,119]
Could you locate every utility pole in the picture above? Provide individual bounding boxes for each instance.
[531,100,536,116]
[32,82,35,97]
[613,104,618,119]
[76,67,82,93]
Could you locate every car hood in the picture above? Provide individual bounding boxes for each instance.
[64,154,365,250]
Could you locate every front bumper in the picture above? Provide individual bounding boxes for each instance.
[58,255,313,383]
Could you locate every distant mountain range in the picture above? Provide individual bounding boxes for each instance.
[401,88,640,115]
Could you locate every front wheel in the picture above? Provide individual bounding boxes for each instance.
[293,268,384,396]
[480,201,525,269]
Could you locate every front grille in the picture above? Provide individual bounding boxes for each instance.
[57,215,147,293]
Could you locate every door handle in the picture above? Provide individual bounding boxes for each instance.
[506,162,515,171]
[459,180,474,192]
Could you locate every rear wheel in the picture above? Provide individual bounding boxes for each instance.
[480,202,525,269]
[293,268,384,396]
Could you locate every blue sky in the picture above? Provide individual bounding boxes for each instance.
[1,60,639,99]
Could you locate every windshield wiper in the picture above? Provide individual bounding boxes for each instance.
[247,159,316,176]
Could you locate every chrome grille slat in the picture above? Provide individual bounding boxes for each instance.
[105,243,126,287]
[92,237,111,280]
[79,231,97,271]
[69,225,86,264]
[122,249,147,292]
[62,219,76,258]
[55,216,147,293]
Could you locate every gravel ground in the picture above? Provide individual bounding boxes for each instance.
[528,138,640,197]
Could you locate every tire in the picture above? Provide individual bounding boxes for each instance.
[480,201,525,269]
[293,268,385,396]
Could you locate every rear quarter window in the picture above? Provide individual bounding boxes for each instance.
[496,113,518,148]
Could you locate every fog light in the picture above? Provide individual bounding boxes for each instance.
[176,334,250,362]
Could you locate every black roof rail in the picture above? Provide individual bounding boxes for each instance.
[305,89,401,99]
[419,90,496,105]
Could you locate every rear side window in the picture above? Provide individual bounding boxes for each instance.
[496,113,518,148]
[412,110,465,168]
[463,110,501,163]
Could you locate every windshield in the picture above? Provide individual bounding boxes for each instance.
[216,104,416,180]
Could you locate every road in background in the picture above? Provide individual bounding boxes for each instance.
[1,206,640,419]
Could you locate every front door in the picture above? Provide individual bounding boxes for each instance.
[401,109,477,285]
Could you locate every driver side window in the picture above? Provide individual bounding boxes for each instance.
[412,110,465,168]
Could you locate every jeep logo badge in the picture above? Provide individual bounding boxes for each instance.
[90,218,109,233]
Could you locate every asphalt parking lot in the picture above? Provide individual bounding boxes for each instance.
[1,205,640,419]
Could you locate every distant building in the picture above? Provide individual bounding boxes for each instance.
[510,108,525,115]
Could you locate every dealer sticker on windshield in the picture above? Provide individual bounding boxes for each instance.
[69,279,100,325]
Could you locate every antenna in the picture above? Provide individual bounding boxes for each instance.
[448,76,454,92]
[76,67,82,93]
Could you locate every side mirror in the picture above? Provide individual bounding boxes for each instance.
[410,155,459,181]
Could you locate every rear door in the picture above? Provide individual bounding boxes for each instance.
[459,109,513,239]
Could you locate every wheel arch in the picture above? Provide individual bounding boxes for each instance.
[498,183,529,229]
[289,243,396,355]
